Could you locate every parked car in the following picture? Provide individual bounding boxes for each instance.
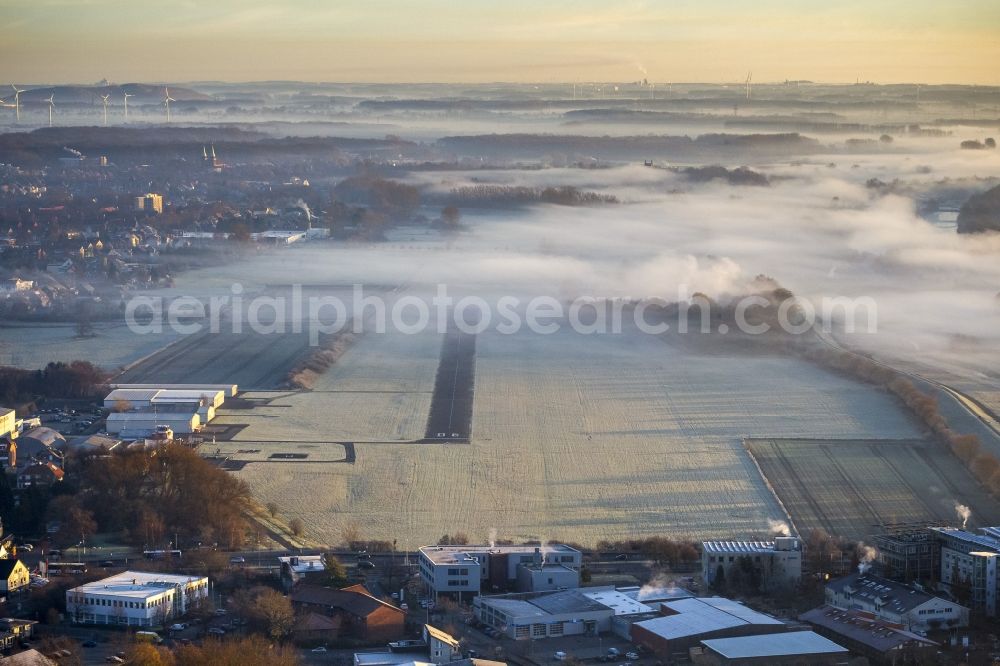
[312,647,328,653]
[358,560,375,570]
[207,627,226,636]
[82,640,97,648]
[169,623,187,631]
[553,652,567,661]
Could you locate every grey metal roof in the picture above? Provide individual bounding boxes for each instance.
[701,540,776,555]
[827,573,938,614]
[480,598,548,619]
[978,526,1000,541]
[529,589,607,614]
[929,527,1000,552]
[800,606,937,652]
[702,631,847,659]
[20,427,65,448]
[634,597,782,640]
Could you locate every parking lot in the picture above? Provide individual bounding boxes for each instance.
[29,404,106,437]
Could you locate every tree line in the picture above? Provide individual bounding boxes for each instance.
[448,184,617,206]
[0,360,108,405]
[41,444,253,549]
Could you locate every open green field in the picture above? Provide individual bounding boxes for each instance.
[746,437,1000,541]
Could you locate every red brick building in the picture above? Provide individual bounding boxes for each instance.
[290,583,405,643]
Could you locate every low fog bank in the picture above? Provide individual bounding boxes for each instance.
[163,140,1000,391]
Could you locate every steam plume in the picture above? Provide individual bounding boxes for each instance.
[857,542,878,574]
[767,519,791,537]
[954,502,971,530]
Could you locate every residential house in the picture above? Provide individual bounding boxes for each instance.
[16,462,64,490]
[15,428,64,469]
[424,625,461,665]
[0,560,30,594]
[0,618,37,641]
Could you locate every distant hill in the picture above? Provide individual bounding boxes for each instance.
[17,83,209,104]
[957,184,1000,234]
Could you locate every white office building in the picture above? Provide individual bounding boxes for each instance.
[66,571,209,627]
[418,544,582,600]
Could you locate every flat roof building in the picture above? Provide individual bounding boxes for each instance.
[106,411,201,437]
[702,537,801,593]
[872,526,940,583]
[66,571,209,627]
[419,544,582,600]
[279,554,326,588]
[134,193,163,214]
[631,597,786,661]
[105,388,226,410]
[476,587,628,640]
[110,383,238,398]
[697,631,849,665]
[929,526,1000,616]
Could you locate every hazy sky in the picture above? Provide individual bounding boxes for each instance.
[4,0,999,84]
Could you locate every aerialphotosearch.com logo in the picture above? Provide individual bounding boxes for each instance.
[124,283,878,344]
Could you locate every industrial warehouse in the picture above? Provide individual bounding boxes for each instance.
[102,383,236,438]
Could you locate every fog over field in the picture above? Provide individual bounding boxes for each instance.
[148,133,1000,391]
[169,127,1000,542]
[5,80,999,544]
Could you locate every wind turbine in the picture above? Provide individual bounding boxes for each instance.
[46,95,55,127]
[745,72,753,102]
[101,94,110,126]
[163,87,175,123]
[123,92,132,121]
[10,85,24,122]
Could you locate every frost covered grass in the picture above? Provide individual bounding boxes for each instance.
[216,322,924,546]
[0,321,182,371]
[747,437,1000,540]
